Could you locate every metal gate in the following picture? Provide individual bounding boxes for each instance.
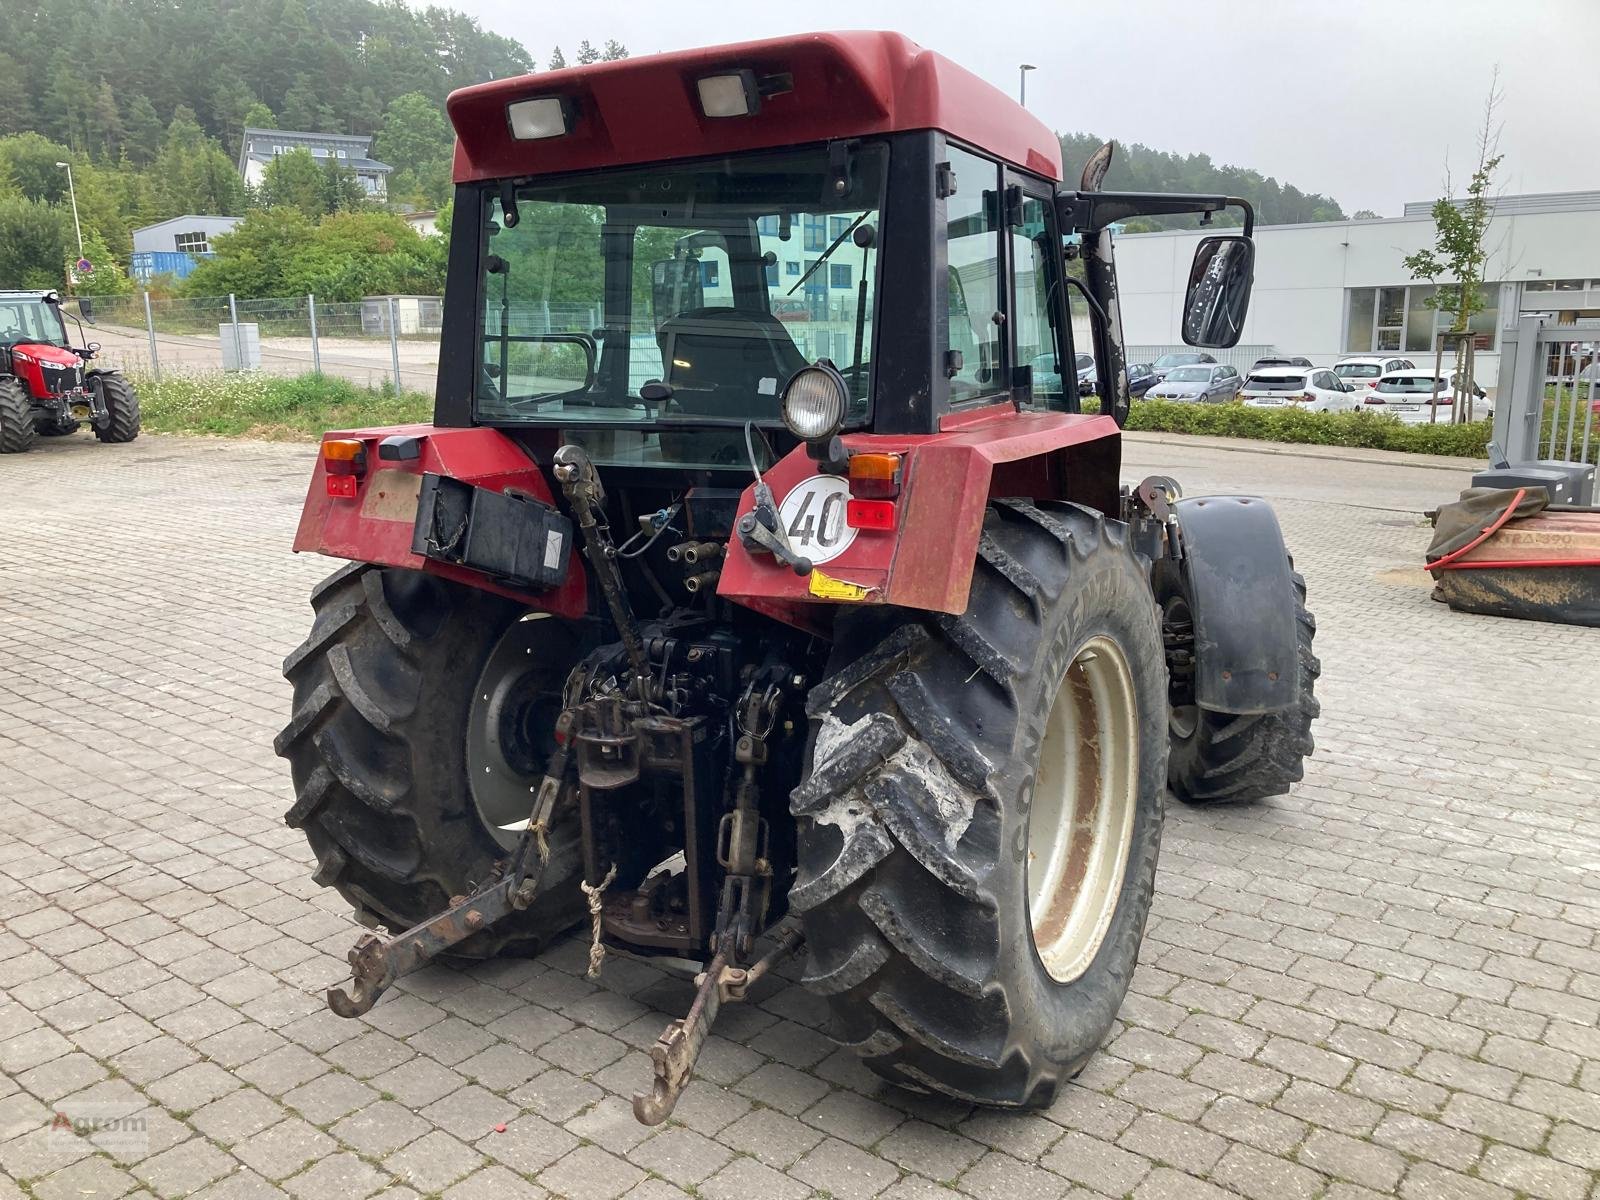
[1495,317,1599,464]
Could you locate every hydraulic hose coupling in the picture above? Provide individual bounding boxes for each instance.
[683,571,721,594]
[673,541,725,566]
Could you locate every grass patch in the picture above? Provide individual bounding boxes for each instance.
[130,370,431,439]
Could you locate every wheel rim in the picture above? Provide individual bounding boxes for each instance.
[1161,592,1199,739]
[467,616,563,852]
[1027,634,1140,985]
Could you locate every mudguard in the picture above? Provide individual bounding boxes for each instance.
[293,423,587,618]
[717,408,1123,631]
[1171,495,1297,714]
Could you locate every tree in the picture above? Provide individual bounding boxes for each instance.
[150,112,247,218]
[90,81,124,161]
[0,133,75,204]
[602,40,629,61]
[374,92,452,206]
[1352,209,1380,220]
[124,97,165,166]
[1402,73,1504,413]
[320,157,367,215]
[0,197,73,289]
[0,54,29,137]
[575,40,600,65]
[243,102,276,130]
[257,147,329,217]
[280,75,339,133]
[548,46,566,70]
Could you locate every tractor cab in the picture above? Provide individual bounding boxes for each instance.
[283,32,1314,1129]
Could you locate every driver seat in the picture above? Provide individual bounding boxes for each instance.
[656,307,808,419]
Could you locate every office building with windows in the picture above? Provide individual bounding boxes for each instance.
[1112,191,1600,387]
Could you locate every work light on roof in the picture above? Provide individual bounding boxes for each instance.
[507,96,575,140]
[696,71,761,118]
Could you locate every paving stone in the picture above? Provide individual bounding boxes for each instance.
[330,1099,431,1156]
[279,1072,377,1125]
[537,1145,645,1200]
[189,1089,287,1144]
[479,1112,579,1175]
[230,1118,337,1181]
[385,1129,485,1193]
[281,1152,390,1200]
[443,1164,549,1200]
[698,1154,813,1200]
[1117,1113,1227,1175]
[1041,1130,1153,1194]
[1209,1142,1324,1200]
[791,1136,903,1199]
[130,1138,237,1199]
[803,1088,906,1148]
[628,1125,733,1186]
[1298,1129,1406,1192]
[509,1067,604,1121]
[955,1149,1068,1200]
[32,1155,141,1200]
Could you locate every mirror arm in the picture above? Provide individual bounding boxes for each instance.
[1059,192,1255,238]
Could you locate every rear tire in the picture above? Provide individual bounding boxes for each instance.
[274,564,587,956]
[92,374,140,443]
[1156,563,1320,804]
[0,379,35,454]
[793,501,1168,1106]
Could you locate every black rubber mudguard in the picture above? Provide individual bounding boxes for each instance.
[1172,495,1297,714]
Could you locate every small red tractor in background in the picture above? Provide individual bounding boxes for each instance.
[276,32,1319,1122]
[0,290,140,453]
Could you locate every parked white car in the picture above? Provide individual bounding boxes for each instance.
[1361,370,1492,424]
[1240,367,1360,413]
[1333,355,1415,395]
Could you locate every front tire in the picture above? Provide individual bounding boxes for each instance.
[1156,563,1320,804]
[274,564,588,956]
[793,501,1169,1106]
[92,374,140,443]
[0,379,35,453]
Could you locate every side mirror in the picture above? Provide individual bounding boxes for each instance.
[1182,235,1254,348]
[85,341,101,357]
[77,297,94,320]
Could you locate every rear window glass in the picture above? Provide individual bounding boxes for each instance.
[1334,363,1380,378]
[1378,375,1443,393]
[1245,373,1306,388]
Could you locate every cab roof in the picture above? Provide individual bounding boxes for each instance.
[446,31,1063,185]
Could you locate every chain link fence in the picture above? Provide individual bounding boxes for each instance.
[71,292,450,395]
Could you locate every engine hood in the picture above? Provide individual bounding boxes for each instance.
[11,342,81,367]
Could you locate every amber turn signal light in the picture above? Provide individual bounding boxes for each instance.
[847,452,901,500]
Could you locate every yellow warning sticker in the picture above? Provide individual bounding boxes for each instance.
[808,569,872,602]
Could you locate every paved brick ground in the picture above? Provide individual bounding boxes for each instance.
[4,431,1600,1200]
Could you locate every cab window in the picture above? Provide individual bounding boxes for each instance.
[1011,192,1063,409]
[944,146,1003,402]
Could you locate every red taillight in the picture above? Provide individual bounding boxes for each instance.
[1364,396,1386,405]
[323,438,367,477]
[1301,392,1316,403]
[1366,380,1378,388]
[326,474,358,498]
[846,499,897,531]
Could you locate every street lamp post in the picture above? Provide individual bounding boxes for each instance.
[1019,63,1037,106]
[55,160,84,258]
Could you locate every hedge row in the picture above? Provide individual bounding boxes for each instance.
[1086,399,1495,458]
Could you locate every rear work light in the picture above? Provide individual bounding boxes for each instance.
[847,452,902,500]
[507,96,575,140]
[697,71,761,117]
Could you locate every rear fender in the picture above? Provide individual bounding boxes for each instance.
[1170,495,1297,713]
[718,408,1122,631]
[293,423,587,617]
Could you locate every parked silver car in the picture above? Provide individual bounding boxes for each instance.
[1146,363,1240,403]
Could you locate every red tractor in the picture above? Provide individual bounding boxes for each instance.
[277,32,1318,1122]
[0,290,140,453]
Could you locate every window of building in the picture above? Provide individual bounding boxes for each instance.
[173,232,210,255]
[829,216,850,241]
[1525,278,1584,293]
[830,263,851,289]
[1345,284,1499,353]
[764,262,778,287]
[944,145,1003,401]
[803,215,826,252]
[757,215,780,236]
[785,261,800,276]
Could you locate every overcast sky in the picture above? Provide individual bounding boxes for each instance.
[448,0,1597,216]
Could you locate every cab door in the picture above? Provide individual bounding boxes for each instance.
[1004,171,1077,412]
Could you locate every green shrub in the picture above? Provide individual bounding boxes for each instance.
[1114,399,1494,458]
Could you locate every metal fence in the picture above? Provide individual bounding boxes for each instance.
[1494,317,1599,465]
[69,291,469,396]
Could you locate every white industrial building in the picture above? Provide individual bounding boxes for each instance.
[1114,191,1600,388]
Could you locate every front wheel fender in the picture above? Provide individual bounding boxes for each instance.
[1169,495,1298,714]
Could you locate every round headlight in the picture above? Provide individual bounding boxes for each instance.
[781,362,848,441]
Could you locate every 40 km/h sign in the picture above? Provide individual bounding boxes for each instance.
[777,474,857,565]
